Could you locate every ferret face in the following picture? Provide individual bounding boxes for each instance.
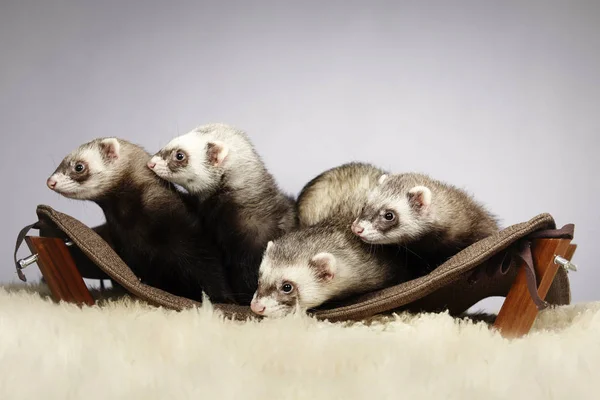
[250,242,337,318]
[46,138,122,200]
[352,175,433,244]
[148,131,229,195]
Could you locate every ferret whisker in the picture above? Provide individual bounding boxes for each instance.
[402,243,425,262]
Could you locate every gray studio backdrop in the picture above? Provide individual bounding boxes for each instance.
[2,1,598,311]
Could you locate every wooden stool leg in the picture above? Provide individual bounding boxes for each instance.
[24,237,95,306]
[565,244,577,261]
[493,238,572,338]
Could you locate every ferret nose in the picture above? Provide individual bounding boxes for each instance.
[352,222,364,235]
[147,161,156,169]
[250,299,266,315]
[46,178,57,190]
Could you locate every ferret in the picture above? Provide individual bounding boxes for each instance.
[296,162,388,227]
[148,123,297,304]
[46,137,233,303]
[249,224,409,318]
[250,162,412,318]
[351,172,500,270]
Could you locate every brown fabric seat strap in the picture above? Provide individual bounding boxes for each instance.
[518,223,574,309]
[516,240,549,310]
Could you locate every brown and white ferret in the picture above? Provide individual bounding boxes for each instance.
[46,137,233,302]
[250,162,412,317]
[296,161,388,228]
[147,123,297,304]
[352,172,500,270]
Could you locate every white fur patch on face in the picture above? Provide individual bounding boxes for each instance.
[258,258,274,281]
[156,131,217,194]
[355,220,386,243]
[277,265,314,291]
[391,196,427,240]
[256,297,286,317]
[80,148,105,174]
[256,256,329,317]
[357,186,430,244]
[356,219,397,245]
[49,172,79,196]
[50,145,118,200]
[362,197,427,244]
[70,147,115,199]
[148,155,171,180]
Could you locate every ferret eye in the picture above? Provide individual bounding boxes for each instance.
[175,152,185,161]
[74,164,85,173]
[384,211,395,221]
[281,282,294,294]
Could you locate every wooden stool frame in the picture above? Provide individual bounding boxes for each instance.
[19,235,577,338]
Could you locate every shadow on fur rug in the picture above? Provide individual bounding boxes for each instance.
[1,283,598,400]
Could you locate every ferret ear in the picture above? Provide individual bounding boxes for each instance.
[266,241,274,252]
[407,185,432,212]
[99,138,120,161]
[309,252,336,281]
[207,140,229,167]
[378,174,388,185]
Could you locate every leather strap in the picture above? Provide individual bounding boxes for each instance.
[468,225,573,311]
[515,240,549,310]
[14,221,41,282]
[518,223,574,310]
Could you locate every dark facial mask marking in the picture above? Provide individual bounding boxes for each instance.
[70,160,90,183]
[372,208,399,233]
[257,278,299,308]
[167,149,189,172]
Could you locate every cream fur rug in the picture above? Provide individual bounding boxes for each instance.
[1,284,599,400]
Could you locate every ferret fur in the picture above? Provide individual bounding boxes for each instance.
[149,123,297,304]
[251,162,412,318]
[251,223,408,317]
[296,162,388,227]
[353,172,500,272]
[47,138,233,303]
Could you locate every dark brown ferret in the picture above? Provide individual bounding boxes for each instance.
[47,137,233,303]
